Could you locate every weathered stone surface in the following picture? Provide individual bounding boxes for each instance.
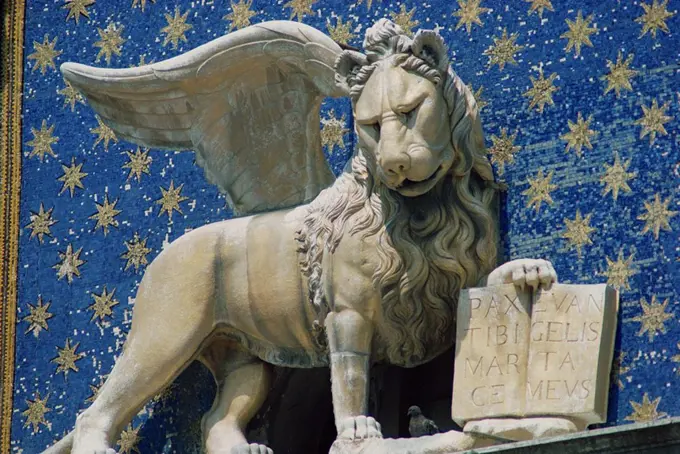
[453,283,618,427]
[461,417,680,454]
[463,417,581,442]
[525,284,618,424]
[328,430,498,454]
[453,284,531,422]
[329,418,680,454]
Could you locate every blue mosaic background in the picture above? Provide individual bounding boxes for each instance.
[11,0,680,452]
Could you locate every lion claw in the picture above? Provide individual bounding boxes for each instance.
[231,443,273,454]
[338,416,383,441]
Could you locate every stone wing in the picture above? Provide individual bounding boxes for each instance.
[61,20,346,214]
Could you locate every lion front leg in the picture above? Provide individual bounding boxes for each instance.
[326,309,382,441]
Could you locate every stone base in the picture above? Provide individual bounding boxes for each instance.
[329,430,499,454]
[461,417,680,453]
[327,417,680,454]
[463,417,582,442]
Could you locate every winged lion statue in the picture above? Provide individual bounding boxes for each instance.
[45,18,560,454]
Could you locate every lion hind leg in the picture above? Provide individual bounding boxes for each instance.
[69,309,215,454]
[200,347,272,454]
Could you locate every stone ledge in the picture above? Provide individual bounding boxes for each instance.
[462,417,680,453]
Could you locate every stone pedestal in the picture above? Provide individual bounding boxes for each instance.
[328,430,498,454]
[328,417,680,454]
[460,417,680,454]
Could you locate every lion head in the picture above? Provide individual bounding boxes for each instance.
[298,19,500,365]
[334,19,495,198]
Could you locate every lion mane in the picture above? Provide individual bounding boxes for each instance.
[297,19,499,366]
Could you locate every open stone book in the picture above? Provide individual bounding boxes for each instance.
[452,283,619,427]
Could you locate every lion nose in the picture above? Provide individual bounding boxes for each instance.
[382,152,411,177]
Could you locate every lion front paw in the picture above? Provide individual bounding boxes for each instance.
[487,259,557,290]
[338,416,383,441]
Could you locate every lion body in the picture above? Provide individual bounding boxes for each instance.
[134,189,460,371]
[46,19,504,454]
[134,206,325,366]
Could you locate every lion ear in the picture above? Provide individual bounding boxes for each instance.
[334,50,369,92]
[411,30,449,72]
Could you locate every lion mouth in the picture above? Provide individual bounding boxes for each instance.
[396,165,444,196]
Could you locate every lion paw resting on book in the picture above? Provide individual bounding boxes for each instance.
[452,260,619,443]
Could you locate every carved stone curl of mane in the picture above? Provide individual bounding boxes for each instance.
[296,19,499,366]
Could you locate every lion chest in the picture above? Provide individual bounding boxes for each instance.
[324,228,458,368]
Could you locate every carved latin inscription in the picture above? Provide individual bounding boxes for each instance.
[452,283,618,427]
[453,285,531,420]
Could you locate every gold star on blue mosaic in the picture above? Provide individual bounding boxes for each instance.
[133,54,155,67]
[524,69,559,113]
[123,147,152,182]
[122,233,152,272]
[671,344,680,376]
[27,120,59,162]
[162,6,192,49]
[390,5,419,37]
[635,99,672,145]
[22,392,51,434]
[284,0,316,22]
[561,112,597,157]
[453,0,491,34]
[63,0,94,24]
[562,209,596,257]
[90,115,118,151]
[88,286,119,322]
[327,17,355,45]
[224,0,257,32]
[636,0,675,39]
[631,295,674,342]
[468,84,488,111]
[53,243,85,283]
[28,34,62,75]
[625,393,669,422]
[58,157,88,197]
[94,23,126,65]
[601,151,636,201]
[526,0,553,17]
[118,423,142,454]
[25,203,57,243]
[85,377,107,403]
[560,10,597,56]
[320,109,349,155]
[152,382,178,409]
[156,180,189,219]
[611,351,632,390]
[483,28,523,71]
[52,338,85,376]
[488,128,520,175]
[132,0,155,12]
[602,248,638,291]
[602,52,638,98]
[522,169,557,213]
[637,193,677,239]
[89,194,121,235]
[57,80,85,112]
[23,296,54,336]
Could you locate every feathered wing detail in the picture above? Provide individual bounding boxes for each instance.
[61,21,347,214]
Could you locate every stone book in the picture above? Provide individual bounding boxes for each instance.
[452,283,619,427]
